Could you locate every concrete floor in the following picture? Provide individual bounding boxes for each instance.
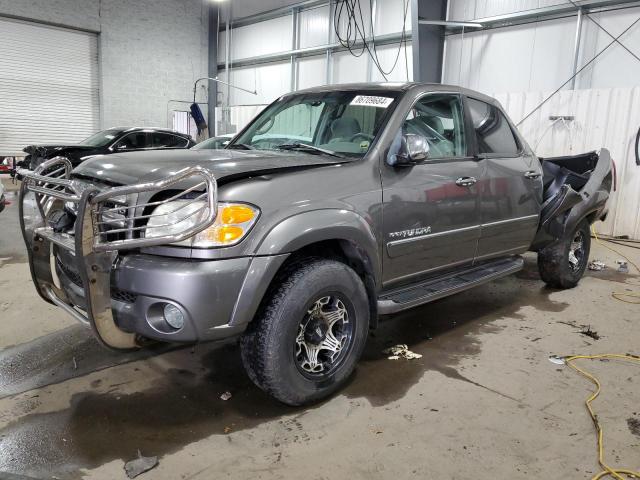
[1,176,640,479]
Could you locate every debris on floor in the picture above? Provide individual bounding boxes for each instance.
[382,344,422,360]
[588,260,606,271]
[579,325,601,341]
[617,260,629,273]
[220,391,232,401]
[124,451,159,479]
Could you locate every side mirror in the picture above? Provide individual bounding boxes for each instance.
[394,134,430,166]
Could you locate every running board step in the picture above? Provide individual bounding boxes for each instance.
[377,256,524,315]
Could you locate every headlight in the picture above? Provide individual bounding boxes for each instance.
[145,201,259,248]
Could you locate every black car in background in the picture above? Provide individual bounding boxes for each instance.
[21,127,195,171]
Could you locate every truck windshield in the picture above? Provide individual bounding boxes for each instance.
[80,129,123,147]
[229,91,400,158]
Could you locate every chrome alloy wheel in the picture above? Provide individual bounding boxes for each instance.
[568,230,586,271]
[295,295,353,377]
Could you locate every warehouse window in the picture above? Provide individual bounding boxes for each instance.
[467,98,519,156]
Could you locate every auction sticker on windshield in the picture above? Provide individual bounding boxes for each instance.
[350,95,394,108]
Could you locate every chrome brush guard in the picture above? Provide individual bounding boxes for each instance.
[18,157,218,349]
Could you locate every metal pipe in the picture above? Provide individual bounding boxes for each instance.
[192,77,257,103]
[570,8,584,90]
[291,7,299,91]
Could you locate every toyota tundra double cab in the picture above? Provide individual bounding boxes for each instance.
[18,83,613,405]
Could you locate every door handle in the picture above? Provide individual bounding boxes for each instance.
[455,176,477,187]
[524,170,542,179]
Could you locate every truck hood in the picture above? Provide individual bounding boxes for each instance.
[72,149,346,185]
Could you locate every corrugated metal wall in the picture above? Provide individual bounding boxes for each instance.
[218,0,412,106]
[444,3,640,93]
[497,87,640,239]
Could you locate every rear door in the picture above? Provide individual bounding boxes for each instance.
[381,92,482,286]
[465,96,542,261]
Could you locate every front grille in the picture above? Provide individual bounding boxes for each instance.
[111,289,138,304]
[56,257,82,287]
[56,257,137,304]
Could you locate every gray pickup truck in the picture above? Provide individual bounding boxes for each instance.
[18,83,612,405]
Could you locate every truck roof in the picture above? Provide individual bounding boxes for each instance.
[291,82,497,105]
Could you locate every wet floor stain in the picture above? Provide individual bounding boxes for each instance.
[627,417,640,437]
[0,257,571,479]
[0,325,176,398]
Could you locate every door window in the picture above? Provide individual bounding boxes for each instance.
[467,98,519,155]
[114,132,149,150]
[152,132,188,148]
[402,94,466,159]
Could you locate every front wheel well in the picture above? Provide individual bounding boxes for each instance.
[266,240,379,329]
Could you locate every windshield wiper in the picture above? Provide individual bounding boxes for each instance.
[227,143,254,150]
[276,143,344,158]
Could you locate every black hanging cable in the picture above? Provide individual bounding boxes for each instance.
[333,0,410,81]
[516,15,640,127]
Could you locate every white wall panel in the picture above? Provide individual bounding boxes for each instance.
[448,0,565,21]
[443,16,575,93]
[370,43,413,82]
[297,56,328,90]
[376,0,411,36]
[299,5,330,48]
[224,15,293,61]
[224,61,291,105]
[332,50,369,84]
[496,87,640,239]
[577,6,640,89]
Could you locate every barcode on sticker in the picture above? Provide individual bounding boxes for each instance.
[350,95,394,108]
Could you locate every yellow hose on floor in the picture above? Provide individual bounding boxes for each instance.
[591,227,640,304]
[563,354,640,480]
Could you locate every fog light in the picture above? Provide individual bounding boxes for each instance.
[163,303,184,329]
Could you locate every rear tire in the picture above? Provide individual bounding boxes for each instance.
[240,258,369,406]
[538,219,591,289]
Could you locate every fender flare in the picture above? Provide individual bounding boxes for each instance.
[228,210,381,328]
[255,209,381,284]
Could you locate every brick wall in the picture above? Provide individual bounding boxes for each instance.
[0,0,209,129]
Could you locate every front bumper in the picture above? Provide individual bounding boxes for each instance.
[17,158,247,349]
[54,249,255,342]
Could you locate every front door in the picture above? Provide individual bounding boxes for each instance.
[381,93,483,287]
[465,97,542,262]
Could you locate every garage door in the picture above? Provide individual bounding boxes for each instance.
[0,17,100,156]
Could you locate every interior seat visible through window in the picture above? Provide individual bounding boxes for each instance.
[329,117,361,142]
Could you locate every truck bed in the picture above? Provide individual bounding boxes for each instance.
[532,150,613,250]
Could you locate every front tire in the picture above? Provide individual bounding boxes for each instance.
[538,219,591,289]
[240,258,370,406]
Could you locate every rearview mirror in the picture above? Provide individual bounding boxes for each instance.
[394,134,430,166]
